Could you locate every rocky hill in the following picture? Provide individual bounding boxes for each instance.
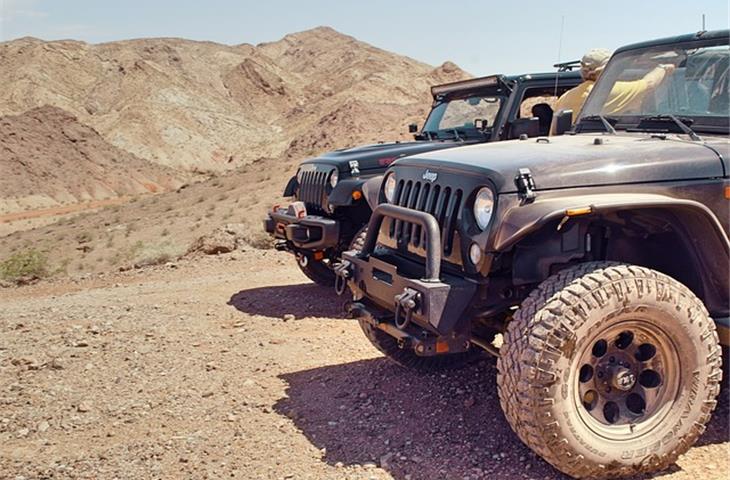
[0,27,468,173]
[0,106,184,215]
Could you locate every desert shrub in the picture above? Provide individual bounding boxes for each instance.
[0,249,49,282]
[133,241,184,267]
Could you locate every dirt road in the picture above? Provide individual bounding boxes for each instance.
[1,250,728,479]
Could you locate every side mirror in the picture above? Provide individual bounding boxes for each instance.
[408,123,418,133]
[509,117,540,139]
[553,109,573,136]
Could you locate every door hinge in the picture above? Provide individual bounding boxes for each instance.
[514,168,536,204]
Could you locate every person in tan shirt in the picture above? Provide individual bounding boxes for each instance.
[551,49,675,133]
[552,49,612,130]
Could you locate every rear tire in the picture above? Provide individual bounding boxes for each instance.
[497,262,722,479]
[358,318,481,372]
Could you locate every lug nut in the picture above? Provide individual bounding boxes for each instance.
[609,356,616,363]
[597,371,604,379]
[605,387,612,394]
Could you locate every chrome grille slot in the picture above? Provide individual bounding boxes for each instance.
[296,166,333,213]
[387,178,462,256]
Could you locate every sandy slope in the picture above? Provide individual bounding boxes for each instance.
[0,251,727,479]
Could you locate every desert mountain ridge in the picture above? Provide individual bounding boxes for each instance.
[0,26,469,174]
[0,106,186,215]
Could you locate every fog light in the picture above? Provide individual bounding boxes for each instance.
[469,243,482,265]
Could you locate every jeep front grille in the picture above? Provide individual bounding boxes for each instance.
[388,179,463,255]
[296,167,334,213]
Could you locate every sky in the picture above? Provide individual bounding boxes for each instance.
[1,0,728,75]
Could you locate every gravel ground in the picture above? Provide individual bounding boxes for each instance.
[1,250,728,479]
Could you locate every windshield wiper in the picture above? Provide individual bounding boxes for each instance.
[635,115,702,141]
[579,115,617,135]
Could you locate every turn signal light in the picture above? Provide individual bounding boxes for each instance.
[352,190,363,200]
[313,251,324,261]
[566,206,593,216]
[725,186,730,199]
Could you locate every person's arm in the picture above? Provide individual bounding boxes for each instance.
[642,64,675,89]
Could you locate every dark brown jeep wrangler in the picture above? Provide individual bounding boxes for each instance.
[337,30,729,479]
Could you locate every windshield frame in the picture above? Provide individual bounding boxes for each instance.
[421,92,507,140]
[578,36,729,134]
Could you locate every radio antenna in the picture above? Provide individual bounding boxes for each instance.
[554,15,565,97]
[702,13,706,31]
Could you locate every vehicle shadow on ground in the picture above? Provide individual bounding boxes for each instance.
[275,357,730,480]
[227,283,345,319]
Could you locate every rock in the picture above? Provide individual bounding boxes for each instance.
[379,452,394,468]
[16,428,30,437]
[37,421,50,432]
[201,391,214,398]
[189,228,237,255]
[74,341,89,347]
[49,359,64,370]
[282,314,295,322]
[77,401,92,413]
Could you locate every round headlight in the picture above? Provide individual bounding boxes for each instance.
[473,187,494,230]
[469,243,482,265]
[329,169,339,188]
[384,174,397,203]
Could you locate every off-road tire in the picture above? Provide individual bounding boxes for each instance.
[297,258,335,287]
[497,262,722,479]
[358,318,482,372]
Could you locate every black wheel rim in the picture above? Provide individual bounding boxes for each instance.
[574,318,681,440]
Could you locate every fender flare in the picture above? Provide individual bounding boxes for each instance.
[329,176,383,207]
[282,175,298,197]
[492,192,730,313]
[362,175,384,211]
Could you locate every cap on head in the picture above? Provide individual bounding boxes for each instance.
[580,48,611,80]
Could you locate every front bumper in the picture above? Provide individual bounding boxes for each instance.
[264,207,340,251]
[340,204,476,336]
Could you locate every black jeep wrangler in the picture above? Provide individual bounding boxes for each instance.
[337,30,729,478]
[264,70,582,286]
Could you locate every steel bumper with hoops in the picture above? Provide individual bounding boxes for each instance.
[335,204,476,336]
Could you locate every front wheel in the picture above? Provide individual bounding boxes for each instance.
[296,254,335,287]
[497,262,722,479]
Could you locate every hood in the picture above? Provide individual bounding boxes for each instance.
[394,134,725,193]
[301,140,472,174]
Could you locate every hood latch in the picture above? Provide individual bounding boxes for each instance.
[515,168,536,204]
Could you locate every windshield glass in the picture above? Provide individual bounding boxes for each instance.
[422,95,503,138]
[580,41,729,130]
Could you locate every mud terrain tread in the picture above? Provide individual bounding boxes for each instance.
[497,262,722,479]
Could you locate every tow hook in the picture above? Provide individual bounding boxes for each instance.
[394,288,420,330]
[333,260,352,296]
